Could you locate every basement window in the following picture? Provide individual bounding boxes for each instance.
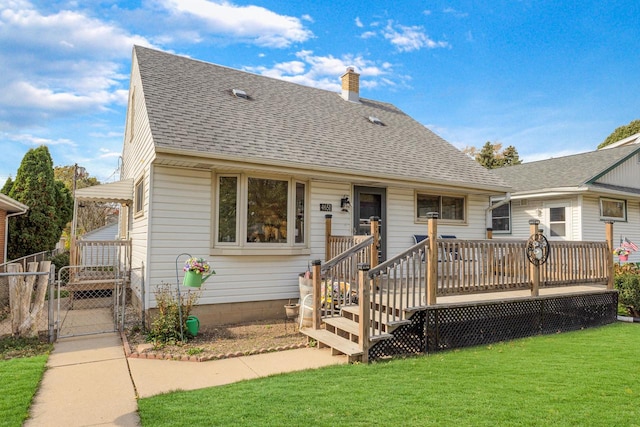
[232,89,248,99]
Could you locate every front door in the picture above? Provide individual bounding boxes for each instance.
[353,186,386,261]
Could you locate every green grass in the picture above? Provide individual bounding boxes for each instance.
[138,323,640,426]
[0,356,48,427]
[0,337,52,426]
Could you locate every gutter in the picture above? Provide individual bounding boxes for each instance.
[485,193,511,233]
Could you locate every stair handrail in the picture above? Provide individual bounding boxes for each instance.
[321,235,374,273]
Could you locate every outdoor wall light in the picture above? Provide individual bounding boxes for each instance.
[340,195,351,212]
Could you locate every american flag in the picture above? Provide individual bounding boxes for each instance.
[622,237,639,252]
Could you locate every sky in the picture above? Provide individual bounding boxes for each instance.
[1,0,639,185]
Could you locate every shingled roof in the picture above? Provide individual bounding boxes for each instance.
[492,145,640,193]
[133,46,508,192]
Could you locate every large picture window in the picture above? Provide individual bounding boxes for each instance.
[491,201,511,233]
[600,198,626,221]
[215,175,307,247]
[416,193,465,222]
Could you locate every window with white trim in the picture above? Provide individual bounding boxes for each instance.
[134,177,144,217]
[491,201,511,233]
[549,206,566,237]
[215,175,307,246]
[416,193,465,222]
[600,198,626,221]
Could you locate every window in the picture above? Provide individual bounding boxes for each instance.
[600,198,626,221]
[416,193,465,222]
[217,177,237,242]
[247,178,288,243]
[549,207,566,237]
[134,177,144,217]
[215,175,307,247]
[491,201,511,233]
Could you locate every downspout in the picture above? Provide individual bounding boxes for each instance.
[485,193,511,239]
[4,208,28,263]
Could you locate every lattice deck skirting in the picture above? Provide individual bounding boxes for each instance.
[368,290,618,361]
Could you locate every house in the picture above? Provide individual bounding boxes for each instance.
[599,131,640,149]
[490,144,640,262]
[84,46,511,325]
[0,193,28,264]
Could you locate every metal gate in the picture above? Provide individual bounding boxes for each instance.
[56,265,126,338]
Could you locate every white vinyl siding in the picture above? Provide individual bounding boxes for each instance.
[594,154,640,187]
[120,54,155,305]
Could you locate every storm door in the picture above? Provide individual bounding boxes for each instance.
[353,186,386,261]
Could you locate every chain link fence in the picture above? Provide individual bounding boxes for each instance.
[0,262,144,341]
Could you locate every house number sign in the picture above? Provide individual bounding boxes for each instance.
[320,203,332,212]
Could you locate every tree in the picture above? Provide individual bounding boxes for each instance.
[54,165,114,236]
[464,142,522,169]
[501,145,522,167]
[6,146,73,259]
[598,119,640,149]
[1,176,13,195]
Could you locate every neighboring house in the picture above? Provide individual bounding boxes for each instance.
[79,222,119,266]
[84,46,510,324]
[599,131,640,150]
[0,194,28,264]
[490,145,640,262]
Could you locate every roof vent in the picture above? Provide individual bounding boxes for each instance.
[368,116,384,126]
[232,88,248,99]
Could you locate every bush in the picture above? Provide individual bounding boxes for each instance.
[146,283,200,346]
[47,251,69,272]
[615,273,640,317]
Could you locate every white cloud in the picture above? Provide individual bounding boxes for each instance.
[355,17,363,28]
[382,21,449,52]
[245,51,395,92]
[360,31,377,39]
[0,1,152,126]
[160,0,313,48]
[443,7,469,18]
[5,132,76,147]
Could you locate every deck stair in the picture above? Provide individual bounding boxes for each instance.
[300,302,402,362]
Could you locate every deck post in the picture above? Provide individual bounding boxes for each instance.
[529,219,540,296]
[358,263,371,364]
[426,213,438,305]
[370,216,380,269]
[486,228,493,239]
[605,221,614,290]
[325,214,332,261]
[312,260,322,329]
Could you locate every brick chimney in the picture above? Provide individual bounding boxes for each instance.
[341,67,360,102]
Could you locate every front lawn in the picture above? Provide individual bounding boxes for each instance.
[0,337,51,427]
[138,322,640,426]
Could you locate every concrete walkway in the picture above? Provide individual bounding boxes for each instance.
[25,333,347,427]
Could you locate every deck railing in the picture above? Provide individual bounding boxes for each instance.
[327,235,371,261]
[70,239,132,284]
[362,230,611,343]
[73,240,130,267]
[318,235,374,320]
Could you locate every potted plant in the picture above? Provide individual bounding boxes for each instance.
[613,247,631,262]
[183,257,215,287]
